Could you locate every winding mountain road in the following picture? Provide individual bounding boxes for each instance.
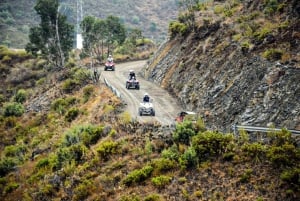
[100,60,182,125]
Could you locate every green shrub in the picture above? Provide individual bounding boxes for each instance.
[161,144,179,161]
[152,158,176,173]
[65,108,79,122]
[169,21,188,38]
[144,194,161,201]
[267,143,299,167]
[36,158,50,169]
[62,124,104,147]
[120,194,141,201]
[151,175,172,188]
[239,168,253,183]
[280,168,300,189]
[14,89,27,103]
[122,165,153,186]
[173,121,196,145]
[191,131,235,160]
[179,146,198,169]
[3,102,25,117]
[62,79,78,93]
[241,142,267,162]
[73,179,95,201]
[3,182,19,194]
[4,144,26,159]
[83,85,94,102]
[96,140,119,160]
[262,48,283,60]
[0,157,17,176]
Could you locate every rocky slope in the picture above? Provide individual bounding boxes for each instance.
[142,0,300,132]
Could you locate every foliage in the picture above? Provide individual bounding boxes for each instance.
[172,120,196,145]
[152,158,177,174]
[161,144,180,161]
[13,89,28,103]
[51,97,78,114]
[25,0,74,68]
[280,168,300,190]
[262,48,283,60]
[83,85,94,102]
[179,146,198,169]
[81,15,126,62]
[3,102,25,117]
[0,157,18,176]
[96,139,119,160]
[151,175,172,188]
[169,21,188,38]
[239,168,253,183]
[266,143,300,167]
[73,179,95,201]
[241,142,267,162]
[62,124,104,147]
[122,165,153,186]
[191,131,235,161]
[65,108,80,122]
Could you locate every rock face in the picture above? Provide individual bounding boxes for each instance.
[142,0,300,132]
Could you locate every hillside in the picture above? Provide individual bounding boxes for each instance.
[0,0,178,48]
[0,0,300,201]
[0,49,300,201]
[142,0,300,133]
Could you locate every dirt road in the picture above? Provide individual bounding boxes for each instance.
[100,60,182,125]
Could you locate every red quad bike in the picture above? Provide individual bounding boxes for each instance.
[126,77,140,90]
[104,61,115,71]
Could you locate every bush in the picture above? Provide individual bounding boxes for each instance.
[280,168,300,189]
[173,121,196,145]
[65,108,79,122]
[96,140,119,160]
[161,144,179,161]
[191,131,235,161]
[62,79,78,93]
[62,124,104,147]
[262,48,283,60]
[152,158,176,174]
[267,143,299,167]
[179,146,198,169]
[3,102,25,117]
[122,165,153,186]
[144,194,161,201]
[169,21,188,38]
[14,89,27,103]
[151,175,172,188]
[0,157,17,176]
[241,142,267,162]
[83,85,94,102]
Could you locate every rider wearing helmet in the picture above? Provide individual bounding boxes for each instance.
[107,54,113,62]
[143,93,150,102]
[129,70,136,80]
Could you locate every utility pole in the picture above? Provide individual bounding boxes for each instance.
[76,0,83,49]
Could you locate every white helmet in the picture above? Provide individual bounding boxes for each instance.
[130,69,134,72]
[144,93,148,96]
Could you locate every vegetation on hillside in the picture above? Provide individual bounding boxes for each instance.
[0,45,299,200]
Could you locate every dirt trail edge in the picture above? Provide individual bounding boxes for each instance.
[100,60,182,125]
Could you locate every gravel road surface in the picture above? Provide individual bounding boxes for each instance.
[100,60,182,125]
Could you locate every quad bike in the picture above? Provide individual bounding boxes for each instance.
[104,61,115,71]
[138,101,155,116]
[126,77,140,89]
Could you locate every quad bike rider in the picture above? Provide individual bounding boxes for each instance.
[139,93,155,116]
[126,70,140,89]
[104,54,115,71]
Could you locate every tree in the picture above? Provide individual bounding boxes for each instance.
[80,15,126,62]
[25,0,74,69]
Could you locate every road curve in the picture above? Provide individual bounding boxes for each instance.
[100,60,182,125]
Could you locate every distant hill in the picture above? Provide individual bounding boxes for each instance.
[0,0,178,48]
